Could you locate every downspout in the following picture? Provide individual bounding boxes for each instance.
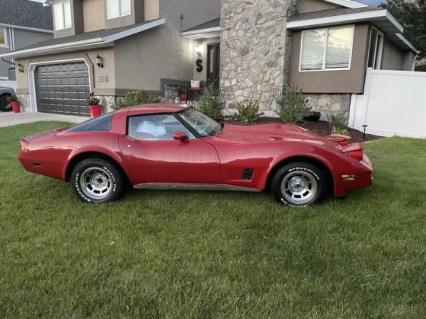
[84,53,96,91]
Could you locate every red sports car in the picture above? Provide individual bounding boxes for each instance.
[18,105,372,206]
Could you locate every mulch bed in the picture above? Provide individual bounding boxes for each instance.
[225,117,381,143]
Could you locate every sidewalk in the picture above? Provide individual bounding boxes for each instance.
[0,112,88,128]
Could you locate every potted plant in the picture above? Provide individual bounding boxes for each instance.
[178,85,188,101]
[88,94,102,118]
[8,95,20,113]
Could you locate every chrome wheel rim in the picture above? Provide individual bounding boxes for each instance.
[79,167,113,200]
[281,170,318,205]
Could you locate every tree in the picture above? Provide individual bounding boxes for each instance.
[381,0,426,67]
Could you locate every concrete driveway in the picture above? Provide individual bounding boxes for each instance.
[0,112,88,128]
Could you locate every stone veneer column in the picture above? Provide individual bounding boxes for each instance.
[220,0,296,116]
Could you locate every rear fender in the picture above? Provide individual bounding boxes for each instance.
[65,146,129,181]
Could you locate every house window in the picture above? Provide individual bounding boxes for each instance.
[107,0,131,20]
[53,0,72,31]
[0,28,8,48]
[367,27,384,69]
[300,25,354,71]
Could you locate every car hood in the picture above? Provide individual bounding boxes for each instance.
[217,123,338,147]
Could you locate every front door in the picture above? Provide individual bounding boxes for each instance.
[119,113,220,186]
[207,43,220,91]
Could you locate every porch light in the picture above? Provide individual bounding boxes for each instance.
[195,44,202,56]
[95,55,104,68]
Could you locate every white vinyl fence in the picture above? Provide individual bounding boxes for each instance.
[349,68,426,138]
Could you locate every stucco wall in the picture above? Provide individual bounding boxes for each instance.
[13,29,52,50]
[297,0,339,13]
[381,37,415,71]
[83,0,106,32]
[289,23,370,94]
[113,0,221,93]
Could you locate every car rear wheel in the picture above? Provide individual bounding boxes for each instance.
[0,94,11,112]
[71,158,125,203]
[271,162,327,206]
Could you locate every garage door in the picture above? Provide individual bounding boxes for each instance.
[35,62,91,116]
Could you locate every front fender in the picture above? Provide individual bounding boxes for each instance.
[259,150,336,190]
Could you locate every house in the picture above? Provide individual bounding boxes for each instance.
[0,0,417,118]
[0,0,53,88]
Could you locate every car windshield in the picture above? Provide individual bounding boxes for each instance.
[179,108,222,137]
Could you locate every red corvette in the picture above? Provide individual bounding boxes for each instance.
[18,105,372,206]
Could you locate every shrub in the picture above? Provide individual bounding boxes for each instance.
[328,112,349,135]
[198,86,224,121]
[87,93,100,105]
[275,87,309,124]
[122,90,161,107]
[234,98,264,124]
[7,95,18,102]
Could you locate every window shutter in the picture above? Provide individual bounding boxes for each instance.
[121,0,132,17]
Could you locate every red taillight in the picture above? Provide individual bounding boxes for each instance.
[326,134,350,146]
[346,150,363,161]
[342,143,364,161]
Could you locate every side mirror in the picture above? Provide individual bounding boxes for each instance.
[173,131,189,142]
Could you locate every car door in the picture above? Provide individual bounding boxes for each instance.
[119,113,220,185]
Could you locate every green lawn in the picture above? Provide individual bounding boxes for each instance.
[0,122,425,319]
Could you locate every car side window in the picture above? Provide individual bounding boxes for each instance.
[68,114,113,132]
[128,114,194,141]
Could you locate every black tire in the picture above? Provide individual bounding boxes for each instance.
[0,94,11,112]
[71,158,125,203]
[271,162,327,206]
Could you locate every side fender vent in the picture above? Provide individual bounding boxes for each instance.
[242,168,254,181]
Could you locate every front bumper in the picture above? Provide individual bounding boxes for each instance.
[334,154,373,197]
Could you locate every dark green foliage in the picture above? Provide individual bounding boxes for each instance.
[122,90,161,107]
[328,112,349,135]
[381,0,425,59]
[276,87,310,124]
[415,63,426,71]
[234,98,264,124]
[198,86,225,121]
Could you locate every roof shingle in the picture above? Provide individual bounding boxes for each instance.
[0,0,52,31]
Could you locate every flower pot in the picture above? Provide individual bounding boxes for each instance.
[11,101,20,113]
[89,104,102,118]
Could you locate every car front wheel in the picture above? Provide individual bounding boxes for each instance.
[71,158,125,203]
[271,162,327,206]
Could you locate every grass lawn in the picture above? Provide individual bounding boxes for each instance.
[0,122,425,318]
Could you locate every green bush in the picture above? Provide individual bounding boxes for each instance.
[198,86,224,121]
[234,98,264,124]
[415,64,426,72]
[122,90,161,107]
[328,112,349,135]
[275,87,309,124]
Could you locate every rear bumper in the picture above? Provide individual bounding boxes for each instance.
[334,154,373,197]
[18,149,65,180]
